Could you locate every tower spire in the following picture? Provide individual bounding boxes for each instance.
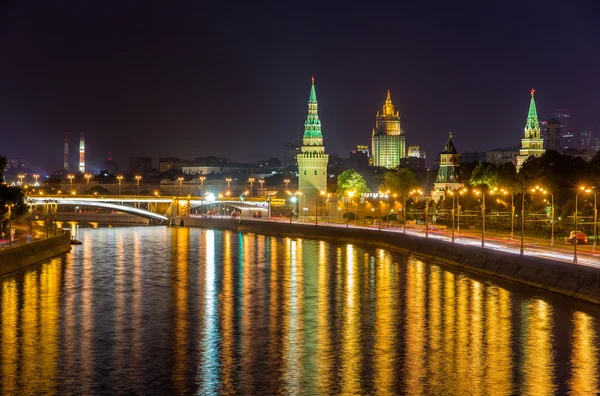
[383,89,395,115]
[525,87,540,133]
[304,77,321,139]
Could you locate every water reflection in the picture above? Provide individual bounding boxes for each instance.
[0,227,598,394]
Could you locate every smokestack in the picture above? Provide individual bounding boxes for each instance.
[64,132,70,172]
[79,132,85,173]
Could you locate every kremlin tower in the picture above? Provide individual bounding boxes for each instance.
[517,89,544,171]
[297,77,329,214]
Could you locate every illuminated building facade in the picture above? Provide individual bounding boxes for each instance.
[64,132,70,172]
[517,89,544,171]
[297,77,328,213]
[372,90,405,168]
[79,132,85,173]
[544,118,561,151]
[432,133,463,201]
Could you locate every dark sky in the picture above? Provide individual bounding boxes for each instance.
[1,0,599,173]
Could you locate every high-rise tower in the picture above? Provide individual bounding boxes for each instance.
[63,132,70,172]
[517,89,544,171]
[79,132,85,173]
[371,90,405,168]
[297,77,329,214]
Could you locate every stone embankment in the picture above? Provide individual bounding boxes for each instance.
[177,216,600,306]
[0,232,71,277]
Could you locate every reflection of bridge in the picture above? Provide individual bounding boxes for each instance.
[28,196,270,223]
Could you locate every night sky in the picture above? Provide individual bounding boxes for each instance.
[1,0,599,172]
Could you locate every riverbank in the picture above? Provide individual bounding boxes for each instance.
[176,216,600,305]
[0,232,71,277]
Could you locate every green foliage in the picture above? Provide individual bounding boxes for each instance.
[380,168,419,196]
[0,186,26,218]
[336,169,369,196]
[0,156,6,179]
[468,162,517,190]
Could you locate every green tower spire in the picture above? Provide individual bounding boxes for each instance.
[304,76,322,140]
[524,88,541,138]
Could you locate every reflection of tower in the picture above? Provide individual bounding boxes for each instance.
[517,89,545,171]
[297,77,329,213]
[79,133,85,173]
[64,132,70,172]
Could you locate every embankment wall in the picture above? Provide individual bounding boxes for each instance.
[0,232,71,277]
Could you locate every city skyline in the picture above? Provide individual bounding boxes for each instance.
[1,0,599,170]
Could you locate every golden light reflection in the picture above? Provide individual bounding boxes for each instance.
[485,286,513,395]
[220,231,235,394]
[442,271,456,394]
[341,244,361,394]
[568,311,598,395]
[427,265,443,392]
[200,229,219,394]
[81,230,94,394]
[21,271,39,395]
[455,275,469,395]
[38,258,61,393]
[467,280,484,395]
[173,227,189,393]
[317,240,333,393]
[2,280,18,394]
[521,299,556,395]
[404,258,425,395]
[374,249,395,394]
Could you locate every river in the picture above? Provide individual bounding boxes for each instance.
[0,226,599,394]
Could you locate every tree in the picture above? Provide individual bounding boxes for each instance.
[380,168,419,197]
[336,169,369,196]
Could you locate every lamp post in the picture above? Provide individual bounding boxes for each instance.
[378,196,382,231]
[225,178,232,189]
[573,187,593,264]
[116,176,123,195]
[6,204,13,248]
[474,189,486,248]
[33,174,40,186]
[18,174,24,185]
[259,180,264,197]
[403,193,408,234]
[520,192,526,255]
[346,191,355,228]
[84,173,91,185]
[316,191,326,225]
[284,179,290,190]
[135,176,142,196]
[248,178,255,197]
[448,190,457,242]
[199,176,206,194]
[176,177,183,196]
[68,175,74,193]
[531,186,555,247]
[409,189,424,235]
[500,188,515,238]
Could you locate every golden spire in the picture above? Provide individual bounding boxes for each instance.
[383,89,395,116]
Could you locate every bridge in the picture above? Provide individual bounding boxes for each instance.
[27,195,271,223]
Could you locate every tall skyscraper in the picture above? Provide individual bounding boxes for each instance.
[517,89,544,171]
[63,132,70,172]
[371,90,405,168]
[297,77,328,214]
[79,132,85,173]
[544,119,562,151]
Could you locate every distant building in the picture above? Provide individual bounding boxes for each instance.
[486,146,519,165]
[159,157,186,173]
[371,90,406,168]
[544,119,561,151]
[349,145,370,169]
[128,156,152,176]
[460,152,487,163]
[283,143,301,168]
[407,146,424,158]
[400,156,426,170]
[297,77,328,213]
[6,158,30,169]
[103,152,119,174]
[517,89,545,171]
[432,133,463,201]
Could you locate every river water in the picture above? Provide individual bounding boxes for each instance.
[0,226,599,394]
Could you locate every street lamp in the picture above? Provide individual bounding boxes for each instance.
[33,174,40,186]
[225,178,232,189]
[473,189,487,248]
[199,176,206,194]
[531,186,555,247]
[84,173,91,184]
[135,175,142,196]
[284,179,290,190]
[117,176,123,195]
[447,190,458,242]
[378,195,383,231]
[409,189,424,235]
[500,188,515,238]
[290,196,297,224]
[259,180,265,196]
[346,191,355,228]
[248,178,255,197]
[68,174,74,193]
[574,187,594,263]
[177,177,184,196]
[18,174,24,185]
[316,190,326,225]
